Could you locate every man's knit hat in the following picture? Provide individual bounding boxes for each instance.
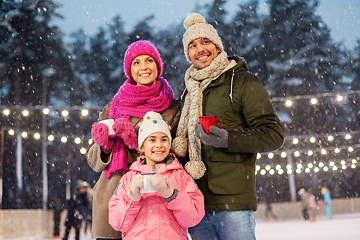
[138,111,171,149]
[123,40,163,79]
[182,13,224,62]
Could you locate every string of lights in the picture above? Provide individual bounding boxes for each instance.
[271,89,360,104]
[1,90,359,168]
[255,156,358,176]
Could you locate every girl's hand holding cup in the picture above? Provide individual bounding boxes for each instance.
[127,174,144,201]
[150,174,174,198]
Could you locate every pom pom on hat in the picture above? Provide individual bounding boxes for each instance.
[123,40,163,79]
[183,13,206,29]
[182,13,224,62]
[138,111,171,149]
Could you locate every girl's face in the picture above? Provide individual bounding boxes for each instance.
[140,132,170,165]
[130,55,158,87]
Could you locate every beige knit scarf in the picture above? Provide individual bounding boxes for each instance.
[173,51,229,179]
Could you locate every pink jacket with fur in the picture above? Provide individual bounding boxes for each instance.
[108,154,205,240]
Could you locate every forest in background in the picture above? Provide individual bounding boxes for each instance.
[1,0,359,209]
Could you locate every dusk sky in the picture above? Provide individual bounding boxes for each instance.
[51,0,360,50]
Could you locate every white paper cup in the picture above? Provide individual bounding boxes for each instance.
[97,118,115,136]
[140,173,157,193]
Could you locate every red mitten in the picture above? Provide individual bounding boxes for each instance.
[112,118,138,149]
[150,174,174,198]
[91,122,114,152]
[127,174,144,201]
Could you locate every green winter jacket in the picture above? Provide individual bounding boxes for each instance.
[180,56,285,211]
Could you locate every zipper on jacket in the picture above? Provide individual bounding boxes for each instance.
[180,88,187,101]
[229,69,235,104]
[119,200,135,231]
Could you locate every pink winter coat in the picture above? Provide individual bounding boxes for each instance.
[108,154,205,240]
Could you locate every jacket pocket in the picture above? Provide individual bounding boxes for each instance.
[207,161,245,195]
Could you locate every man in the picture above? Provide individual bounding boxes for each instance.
[172,13,285,240]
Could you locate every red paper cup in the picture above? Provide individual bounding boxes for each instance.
[199,116,223,134]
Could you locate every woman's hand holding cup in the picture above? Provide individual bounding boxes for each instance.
[112,118,138,150]
[91,122,114,152]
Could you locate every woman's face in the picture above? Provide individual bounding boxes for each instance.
[130,55,158,87]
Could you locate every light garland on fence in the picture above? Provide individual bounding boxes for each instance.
[255,157,358,176]
[1,90,360,166]
[1,106,98,155]
[1,125,93,155]
[2,107,99,118]
[270,89,360,105]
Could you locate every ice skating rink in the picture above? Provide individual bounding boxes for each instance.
[13,213,360,240]
[255,213,360,240]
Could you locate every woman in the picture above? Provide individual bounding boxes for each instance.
[86,40,180,240]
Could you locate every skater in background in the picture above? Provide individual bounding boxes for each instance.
[62,180,90,240]
[260,196,279,222]
[50,197,63,239]
[321,187,332,218]
[298,188,317,222]
[84,185,93,235]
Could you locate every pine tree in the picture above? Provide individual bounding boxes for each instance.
[0,0,77,209]
[228,0,263,74]
[107,15,128,85]
[87,27,113,104]
[346,40,360,131]
[128,15,155,44]
[155,24,188,99]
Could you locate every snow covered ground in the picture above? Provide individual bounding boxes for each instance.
[256,213,360,240]
[11,213,360,240]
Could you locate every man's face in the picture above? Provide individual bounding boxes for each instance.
[188,38,220,69]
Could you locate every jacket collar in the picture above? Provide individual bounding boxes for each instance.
[130,153,182,174]
[208,56,249,88]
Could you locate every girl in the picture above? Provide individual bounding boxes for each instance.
[86,40,180,240]
[321,187,332,218]
[109,111,204,240]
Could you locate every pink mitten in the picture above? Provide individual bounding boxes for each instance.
[91,123,114,152]
[112,118,138,149]
[127,174,144,201]
[150,174,174,198]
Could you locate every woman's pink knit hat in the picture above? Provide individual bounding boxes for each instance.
[123,40,163,79]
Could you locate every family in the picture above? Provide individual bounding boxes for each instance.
[86,13,285,240]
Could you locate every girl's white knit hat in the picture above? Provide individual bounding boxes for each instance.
[138,111,172,148]
[182,13,224,62]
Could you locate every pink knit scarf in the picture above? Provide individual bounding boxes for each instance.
[105,77,173,178]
